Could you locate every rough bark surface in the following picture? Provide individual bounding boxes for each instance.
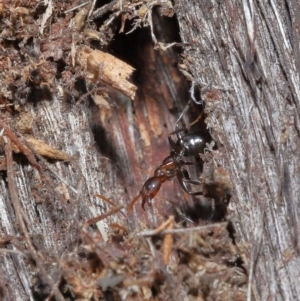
[1,0,299,300]
[176,0,300,300]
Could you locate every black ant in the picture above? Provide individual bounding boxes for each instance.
[129,101,208,211]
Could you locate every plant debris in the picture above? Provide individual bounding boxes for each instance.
[59,214,248,301]
[0,0,177,107]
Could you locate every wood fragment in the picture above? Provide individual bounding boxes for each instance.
[39,0,53,35]
[13,112,34,134]
[137,222,228,236]
[74,7,88,32]
[0,132,71,161]
[162,216,174,264]
[24,136,71,161]
[78,46,137,99]
[0,120,43,174]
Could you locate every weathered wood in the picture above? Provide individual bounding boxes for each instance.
[2,0,299,299]
[0,2,191,300]
[176,0,300,300]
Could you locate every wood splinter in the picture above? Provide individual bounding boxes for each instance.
[0,134,71,162]
[149,216,175,265]
[78,46,137,100]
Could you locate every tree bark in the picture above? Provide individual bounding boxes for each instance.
[176,0,300,300]
[1,0,299,300]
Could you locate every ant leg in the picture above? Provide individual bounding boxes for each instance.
[177,169,203,195]
[181,168,202,185]
[174,206,195,224]
[168,127,187,152]
[183,178,202,185]
[182,160,202,165]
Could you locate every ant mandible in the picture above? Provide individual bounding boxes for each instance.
[129,100,208,211]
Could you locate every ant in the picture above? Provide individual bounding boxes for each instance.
[129,100,208,211]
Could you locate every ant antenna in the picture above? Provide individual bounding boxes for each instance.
[175,99,192,128]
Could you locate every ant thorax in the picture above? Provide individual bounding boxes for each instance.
[179,134,206,156]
